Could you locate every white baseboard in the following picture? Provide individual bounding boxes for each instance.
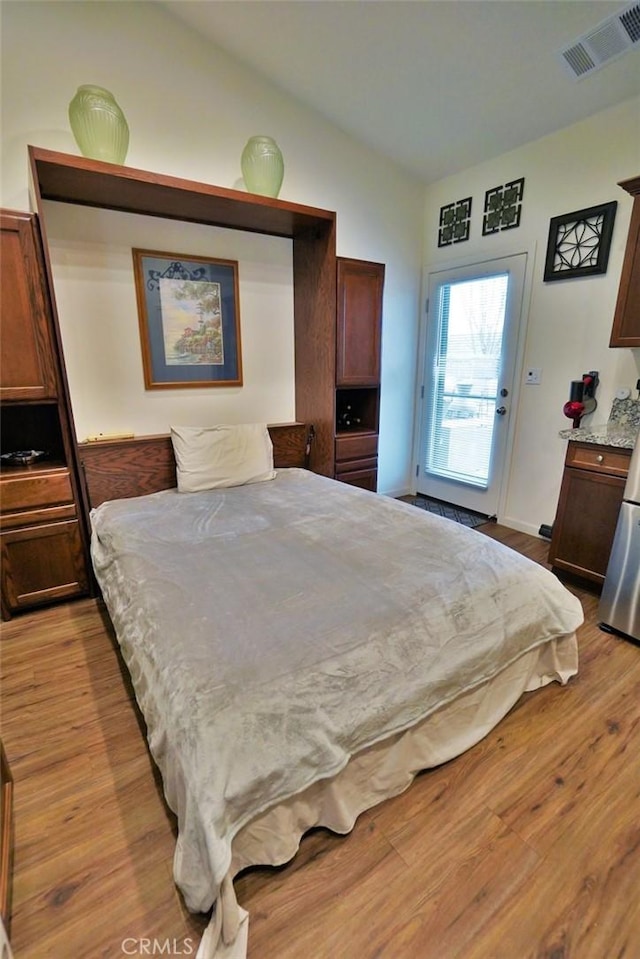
[380,494,549,540]
[381,486,413,500]
[498,515,547,537]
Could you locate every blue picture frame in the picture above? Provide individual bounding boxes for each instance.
[133,249,243,389]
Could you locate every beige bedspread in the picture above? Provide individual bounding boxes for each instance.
[90,468,583,917]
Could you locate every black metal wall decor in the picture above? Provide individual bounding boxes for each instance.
[543,201,617,281]
[482,178,525,236]
[438,196,472,247]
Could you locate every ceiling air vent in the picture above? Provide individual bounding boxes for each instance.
[558,1,640,79]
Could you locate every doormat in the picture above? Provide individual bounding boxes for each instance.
[407,494,491,529]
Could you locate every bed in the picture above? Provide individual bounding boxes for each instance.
[81,423,583,959]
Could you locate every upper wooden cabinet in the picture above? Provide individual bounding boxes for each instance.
[610,174,640,348]
[336,258,384,386]
[0,211,58,400]
[334,258,384,492]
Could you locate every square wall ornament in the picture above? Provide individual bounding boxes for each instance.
[438,196,472,247]
[482,178,525,236]
[543,201,618,281]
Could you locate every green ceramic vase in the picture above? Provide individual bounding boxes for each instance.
[241,136,284,198]
[68,85,129,164]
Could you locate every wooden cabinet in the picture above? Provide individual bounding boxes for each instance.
[0,209,90,618]
[610,174,640,348]
[1,211,57,401]
[335,258,384,490]
[1,511,88,615]
[548,442,631,586]
[336,258,383,386]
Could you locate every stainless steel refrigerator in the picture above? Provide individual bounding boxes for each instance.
[599,437,640,643]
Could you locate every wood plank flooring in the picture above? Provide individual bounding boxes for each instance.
[1,523,639,959]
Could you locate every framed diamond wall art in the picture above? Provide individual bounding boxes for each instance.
[482,178,525,236]
[543,202,618,282]
[438,196,472,247]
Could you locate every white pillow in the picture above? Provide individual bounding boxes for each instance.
[170,423,275,492]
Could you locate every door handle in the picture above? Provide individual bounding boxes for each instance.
[496,406,507,415]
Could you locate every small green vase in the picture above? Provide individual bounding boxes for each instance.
[241,136,284,198]
[68,85,129,164]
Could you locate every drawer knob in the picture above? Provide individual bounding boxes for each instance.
[596,454,604,463]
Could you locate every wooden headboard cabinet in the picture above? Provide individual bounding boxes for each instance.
[79,423,311,509]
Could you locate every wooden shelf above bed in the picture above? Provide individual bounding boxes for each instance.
[28,147,336,239]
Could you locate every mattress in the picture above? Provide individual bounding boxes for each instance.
[90,468,583,957]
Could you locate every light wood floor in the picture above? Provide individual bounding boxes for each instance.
[1,523,639,959]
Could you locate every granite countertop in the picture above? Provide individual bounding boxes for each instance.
[559,397,640,449]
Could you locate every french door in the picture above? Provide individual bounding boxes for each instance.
[416,254,527,517]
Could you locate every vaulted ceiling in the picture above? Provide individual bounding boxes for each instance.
[163,0,640,184]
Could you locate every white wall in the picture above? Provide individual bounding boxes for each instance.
[41,205,297,437]
[0,0,424,495]
[422,97,640,534]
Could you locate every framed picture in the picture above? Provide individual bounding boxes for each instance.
[132,249,242,389]
[543,201,617,282]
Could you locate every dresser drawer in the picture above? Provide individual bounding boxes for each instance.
[335,465,378,492]
[0,469,73,513]
[335,431,378,462]
[0,503,77,531]
[566,443,631,477]
[335,455,377,476]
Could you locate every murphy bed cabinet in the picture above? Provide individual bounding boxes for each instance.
[27,146,338,481]
[610,173,640,348]
[548,442,631,587]
[334,257,384,491]
[0,210,90,618]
